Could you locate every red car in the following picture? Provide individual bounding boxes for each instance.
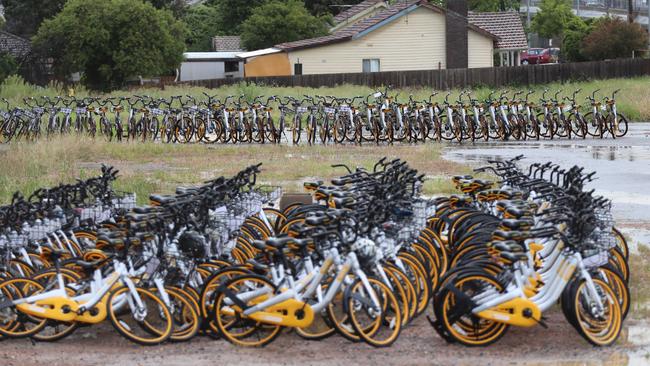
[520,48,559,65]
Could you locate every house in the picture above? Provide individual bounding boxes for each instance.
[178,52,244,82]
[0,30,31,59]
[239,0,499,77]
[467,11,528,66]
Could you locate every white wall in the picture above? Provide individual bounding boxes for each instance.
[468,30,494,68]
[179,61,244,81]
[288,8,448,75]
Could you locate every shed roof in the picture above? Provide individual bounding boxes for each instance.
[183,52,241,61]
[237,48,283,59]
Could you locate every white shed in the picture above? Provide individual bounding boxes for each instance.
[178,52,244,82]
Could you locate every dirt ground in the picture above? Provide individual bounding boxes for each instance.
[2,311,648,366]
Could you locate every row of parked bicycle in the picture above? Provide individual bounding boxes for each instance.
[0,157,628,348]
[0,88,628,145]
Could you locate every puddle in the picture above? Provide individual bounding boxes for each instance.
[616,227,650,254]
[442,123,650,223]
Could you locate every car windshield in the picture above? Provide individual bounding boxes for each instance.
[527,49,541,55]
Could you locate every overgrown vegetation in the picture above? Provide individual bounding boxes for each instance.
[629,245,650,318]
[0,136,464,204]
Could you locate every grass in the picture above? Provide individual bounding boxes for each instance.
[2,74,650,121]
[629,244,650,319]
[0,136,468,205]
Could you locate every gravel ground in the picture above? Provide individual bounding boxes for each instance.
[2,311,648,366]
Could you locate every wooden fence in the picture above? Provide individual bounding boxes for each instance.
[179,58,650,90]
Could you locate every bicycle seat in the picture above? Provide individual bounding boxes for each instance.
[126,213,158,222]
[489,240,524,253]
[492,230,527,242]
[303,181,324,190]
[245,258,269,272]
[149,194,175,204]
[499,219,534,231]
[251,239,268,251]
[132,206,162,214]
[331,178,353,186]
[95,230,123,239]
[330,197,356,208]
[504,207,532,218]
[175,186,198,195]
[498,251,528,263]
[306,215,328,226]
[74,259,105,272]
[452,175,473,184]
[265,236,295,249]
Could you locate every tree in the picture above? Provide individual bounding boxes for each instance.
[2,0,67,37]
[581,17,649,61]
[531,0,576,39]
[240,0,329,50]
[0,52,19,84]
[33,0,187,90]
[304,0,363,16]
[183,4,224,51]
[207,0,267,34]
[145,0,187,16]
[467,0,520,12]
[562,17,592,62]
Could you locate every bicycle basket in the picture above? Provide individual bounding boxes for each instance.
[256,185,283,203]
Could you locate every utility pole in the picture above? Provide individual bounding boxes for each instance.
[527,0,531,27]
[627,0,634,22]
[576,0,580,18]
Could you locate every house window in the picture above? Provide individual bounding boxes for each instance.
[225,61,239,73]
[362,59,380,73]
[294,63,303,75]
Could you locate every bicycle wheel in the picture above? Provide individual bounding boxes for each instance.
[174,117,194,143]
[202,118,222,143]
[570,278,622,346]
[147,117,160,142]
[612,227,629,260]
[346,276,401,347]
[212,274,282,347]
[610,113,629,138]
[292,116,302,145]
[434,271,509,346]
[154,286,200,342]
[100,117,113,141]
[0,277,48,338]
[107,285,173,345]
[295,278,336,340]
[595,265,630,320]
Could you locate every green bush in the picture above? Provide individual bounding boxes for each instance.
[0,52,19,84]
[581,17,649,61]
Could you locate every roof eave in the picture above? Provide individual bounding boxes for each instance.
[277,36,353,52]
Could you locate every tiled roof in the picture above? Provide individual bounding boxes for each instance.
[0,31,31,59]
[468,11,528,50]
[277,1,423,51]
[333,0,385,24]
[212,36,243,52]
